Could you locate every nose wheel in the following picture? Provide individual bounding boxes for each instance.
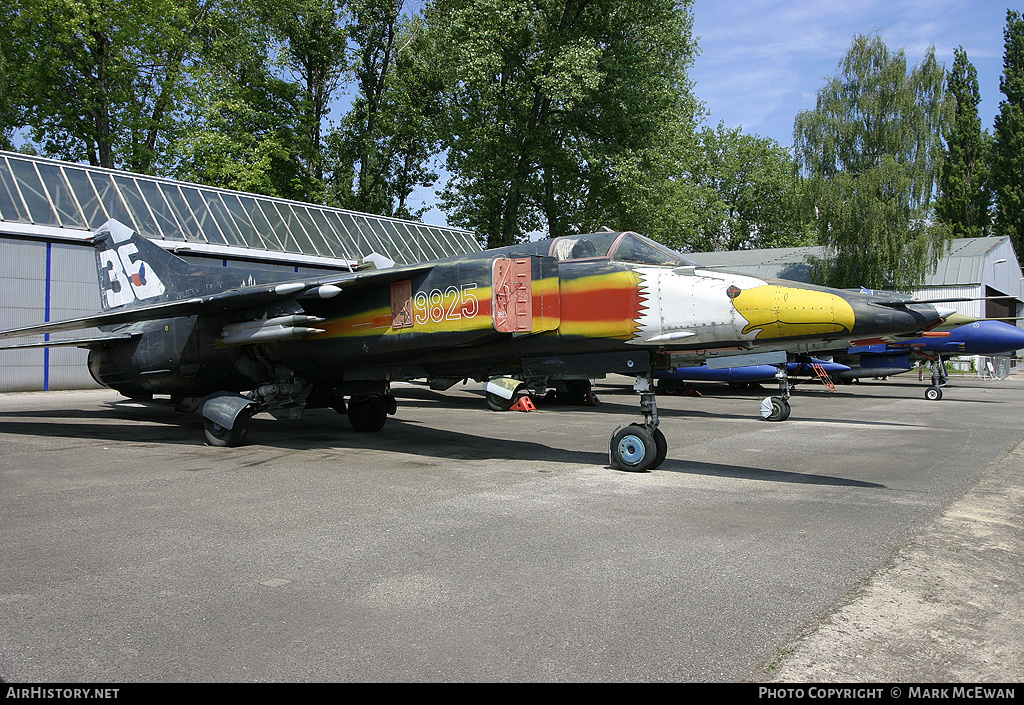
[760,363,793,421]
[760,395,791,421]
[925,356,947,401]
[609,375,668,472]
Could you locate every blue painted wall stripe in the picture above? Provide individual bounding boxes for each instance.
[44,242,51,391]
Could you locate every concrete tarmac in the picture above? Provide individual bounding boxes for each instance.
[0,375,1022,682]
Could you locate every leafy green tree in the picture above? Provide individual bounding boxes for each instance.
[424,0,701,247]
[267,0,349,188]
[7,0,223,173]
[0,16,20,152]
[170,65,314,199]
[936,47,992,238]
[325,2,441,219]
[683,124,810,252]
[992,10,1024,257]
[167,1,318,198]
[794,34,951,291]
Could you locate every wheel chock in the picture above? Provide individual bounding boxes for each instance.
[510,396,537,412]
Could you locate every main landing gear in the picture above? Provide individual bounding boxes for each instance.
[200,379,397,447]
[759,363,792,422]
[609,375,668,472]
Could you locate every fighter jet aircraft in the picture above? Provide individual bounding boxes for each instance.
[834,318,1024,399]
[0,220,954,471]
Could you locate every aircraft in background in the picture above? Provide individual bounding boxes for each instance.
[834,318,1024,399]
[655,358,848,391]
[0,221,954,471]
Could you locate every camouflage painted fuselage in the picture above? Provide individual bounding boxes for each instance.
[277,240,942,390]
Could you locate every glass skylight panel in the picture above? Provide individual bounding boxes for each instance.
[8,159,57,226]
[291,204,328,257]
[64,168,107,227]
[364,219,395,260]
[207,194,248,248]
[337,211,371,254]
[131,178,181,240]
[237,196,280,250]
[180,186,227,246]
[383,220,415,264]
[0,158,29,223]
[308,208,352,261]
[393,220,426,261]
[416,224,444,261]
[108,175,157,237]
[257,200,293,251]
[275,203,317,255]
[35,164,86,228]
[159,184,202,242]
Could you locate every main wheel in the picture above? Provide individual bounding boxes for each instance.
[925,386,943,401]
[204,409,251,447]
[562,379,592,405]
[348,395,388,432]
[610,424,657,472]
[486,383,525,411]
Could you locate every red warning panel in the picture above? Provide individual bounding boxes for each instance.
[492,258,533,333]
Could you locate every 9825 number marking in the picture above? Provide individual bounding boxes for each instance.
[413,284,479,324]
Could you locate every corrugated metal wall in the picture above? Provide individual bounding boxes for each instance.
[919,285,984,319]
[0,238,99,390]
[0,238,49,390]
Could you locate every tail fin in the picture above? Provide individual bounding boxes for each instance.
[93,219,195,310]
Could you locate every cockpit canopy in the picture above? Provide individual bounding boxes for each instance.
[528,231,695,267]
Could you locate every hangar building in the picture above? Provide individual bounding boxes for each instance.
[0,151,480,392]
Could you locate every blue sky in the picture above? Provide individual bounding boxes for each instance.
[417,0,1018,226]
[690,0,1014,147]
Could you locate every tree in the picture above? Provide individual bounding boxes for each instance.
[0,16,20,152]
[794,34,951,291]
[267,0,349,188]
[325,1,441,219]
[992,10,1024,258]
[168,1,317,199]
[682,124,810,252]
[170,58,314,199]
[424,0,701,247]
[7,0,222,173]
[936,47,992,238]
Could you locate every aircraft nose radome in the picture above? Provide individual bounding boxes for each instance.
[995,323,1024,350]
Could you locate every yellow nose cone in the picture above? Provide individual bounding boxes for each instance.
[731,285,856,339]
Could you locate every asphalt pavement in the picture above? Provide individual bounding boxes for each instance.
[0,374,1022,682]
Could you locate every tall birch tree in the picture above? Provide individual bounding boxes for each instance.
[794,34,951,291]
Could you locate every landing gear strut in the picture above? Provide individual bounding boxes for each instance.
[925,355,948,401]
[760,363,792,421]
[609,375,667,472]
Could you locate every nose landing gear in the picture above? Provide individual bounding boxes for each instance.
[760,363,792,422]
[925,356,948,401]
[609,375,668,472]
